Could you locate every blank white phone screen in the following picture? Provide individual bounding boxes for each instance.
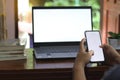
[85,31,104,62]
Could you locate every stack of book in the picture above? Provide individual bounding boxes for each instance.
[0,39,26,61]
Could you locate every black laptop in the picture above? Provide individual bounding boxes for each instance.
[32,6,92,59]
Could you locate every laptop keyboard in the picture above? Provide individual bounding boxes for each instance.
[35,46,79,53]
[34,46,79,59]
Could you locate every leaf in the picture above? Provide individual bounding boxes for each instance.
[108,32,120,39]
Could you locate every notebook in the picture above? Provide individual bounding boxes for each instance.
[32,6,92,59]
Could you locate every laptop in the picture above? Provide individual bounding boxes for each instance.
[32,6,92,59]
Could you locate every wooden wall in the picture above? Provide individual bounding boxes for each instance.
[101,0,120,43]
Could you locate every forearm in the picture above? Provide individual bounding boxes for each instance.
[116,55,120,64]
[73,64,86,80]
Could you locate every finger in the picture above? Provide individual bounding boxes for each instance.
[100,44,110,51]
[80,38,86,52]
[99,44,105,48]
[88,50,94,56]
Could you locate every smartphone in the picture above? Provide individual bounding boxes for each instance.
[85,31,104,62]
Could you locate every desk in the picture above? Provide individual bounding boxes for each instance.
[0,49,110,80]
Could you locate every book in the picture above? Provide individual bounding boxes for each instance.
[0,45,25,51]
[0,39,20,46]
[0,39,25,51]
[0,39,26,61]
[0,50,24,55]
[0,54,26,61]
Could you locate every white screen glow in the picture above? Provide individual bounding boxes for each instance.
[33,8,92,43]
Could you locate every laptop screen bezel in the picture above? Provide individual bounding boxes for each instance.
[32,6,93,47]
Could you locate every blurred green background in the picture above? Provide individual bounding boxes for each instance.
[44,0,100,30]
[29,0,100,30]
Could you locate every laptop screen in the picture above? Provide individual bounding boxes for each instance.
[32,7,92,46]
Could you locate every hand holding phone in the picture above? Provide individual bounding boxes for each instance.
[85,31,104,62]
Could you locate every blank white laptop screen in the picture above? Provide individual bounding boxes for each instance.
[32,7,92,44]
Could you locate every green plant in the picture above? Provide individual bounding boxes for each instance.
[108,32,120,39]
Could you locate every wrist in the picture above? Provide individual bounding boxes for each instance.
[73,63,85,70]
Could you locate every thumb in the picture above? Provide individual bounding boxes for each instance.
[88,50,94,56]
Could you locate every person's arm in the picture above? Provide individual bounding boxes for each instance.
[73,63,86,80]
[100,44,120,65]
[116,55,120,64]
[73,39,93,80]
[73,39,120,80]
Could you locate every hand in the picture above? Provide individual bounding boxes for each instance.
[74,38,94,67]
[100,44,120,65]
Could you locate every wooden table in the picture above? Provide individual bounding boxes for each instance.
[0,49,110,80]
